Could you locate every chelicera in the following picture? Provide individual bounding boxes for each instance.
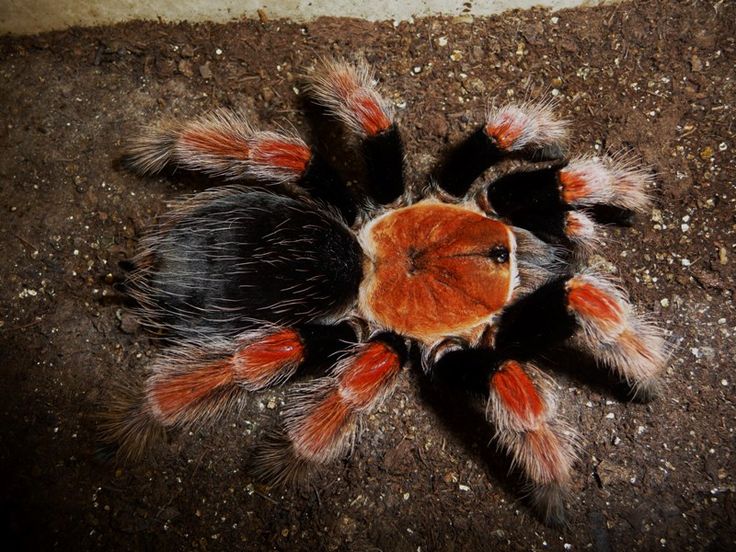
[105,58,668,524]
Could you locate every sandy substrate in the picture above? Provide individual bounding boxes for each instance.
[1,1,734,550]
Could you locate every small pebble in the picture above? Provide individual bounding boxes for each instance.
[719,247,728,265]
[199,63,213,79]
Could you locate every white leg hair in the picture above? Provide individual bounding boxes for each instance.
[488,360,578,525]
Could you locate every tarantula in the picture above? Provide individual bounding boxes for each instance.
[108,59,668,525]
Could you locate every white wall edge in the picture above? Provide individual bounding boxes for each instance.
[1,1,614,35]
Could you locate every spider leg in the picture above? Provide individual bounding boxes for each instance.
[488,154,652,252]
[563,272,669,399]
[307,58,405,205]
[489,360,577,526]
[438,101,569,197]
[123,109,357,222]
[428,271,667,523]
[431,350,575,526]
[100,323,354,460]
[252,332,408,485]
[495,273,668,398]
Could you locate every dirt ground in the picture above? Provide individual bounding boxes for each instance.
[1,0,734,550]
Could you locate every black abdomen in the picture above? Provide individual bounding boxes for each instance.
[130,188,362,338]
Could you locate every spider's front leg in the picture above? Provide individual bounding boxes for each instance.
[438,101,569,197]
[486,155,653,252]
[308,59,405,205]
[253,332,408,485]
[100,323,354,460]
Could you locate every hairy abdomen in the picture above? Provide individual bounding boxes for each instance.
[129,188,362,338]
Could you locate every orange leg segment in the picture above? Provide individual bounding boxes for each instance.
[308,58,394,138]
[566,273,668,397]
[146,328,305,427]
[488,360,576,525]
[124,109,312,182]
[284,334,407,466]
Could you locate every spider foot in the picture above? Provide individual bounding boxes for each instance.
[527,481,569,527]
[98,380,167,463]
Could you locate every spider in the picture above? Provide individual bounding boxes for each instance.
[106,58,668,525]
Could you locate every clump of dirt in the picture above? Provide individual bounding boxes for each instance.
[1,1,734,550]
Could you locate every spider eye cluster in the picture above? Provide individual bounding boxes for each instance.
[489,244,510,264]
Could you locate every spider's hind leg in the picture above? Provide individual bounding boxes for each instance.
[252,332,408,486]
[100,323,354,461]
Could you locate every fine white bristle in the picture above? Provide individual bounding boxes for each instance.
[124,109,311,182]
[560,155,653,212]
[307,58,394,137]
[485,100,569,152]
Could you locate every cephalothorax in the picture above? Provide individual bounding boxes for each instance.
[108,59,668,524]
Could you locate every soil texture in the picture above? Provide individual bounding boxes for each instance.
[1,0,735,550]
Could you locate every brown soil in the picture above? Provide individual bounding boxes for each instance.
[1,1,734,550]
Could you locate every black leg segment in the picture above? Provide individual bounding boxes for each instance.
[436,126,503,197]
[363,124,405,204]
[300,153,358,224]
